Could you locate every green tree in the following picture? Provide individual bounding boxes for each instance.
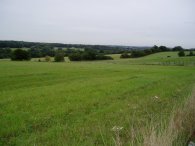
[130,50,145,58]
[68,52,82,61]
[120,52,130,58]
[173,46,183,51]
[11,49,31,61]
[178,50,185,57]
[188,51,194,56]
[82,50,96,60]
[159,46,169,52]
[54,51,65,62]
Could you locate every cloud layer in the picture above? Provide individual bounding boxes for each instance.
[0,0,195,48]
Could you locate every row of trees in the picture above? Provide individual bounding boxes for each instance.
[0,46,122,59]
[68,50,112,61]
[120,46,185,58]
[10,49,64,61]
[10,49,113,62]
[0,40,132,56]
[3,44,195,61]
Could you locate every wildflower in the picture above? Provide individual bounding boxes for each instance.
[111,126,123,132]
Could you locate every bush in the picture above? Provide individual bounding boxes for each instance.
[68,50,113,61]
[68,53,82,61]
[178,50,185,57]
[96,55,113,60]
[54,51,65,62]
[120,52,130,58]
[82,50,96,60]
[130,50,145,58]
[11,49,31,61]
[45,56,51,62]
[159,46,169,52]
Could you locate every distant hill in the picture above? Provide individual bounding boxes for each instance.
[0,40,151,51]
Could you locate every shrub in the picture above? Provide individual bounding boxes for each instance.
[68,51,113,61]
[130,50,145,58]
[96,55,113,60]
[54,51,65,62]
[68,53,82,61]
[178,50,185,57]
[120,52,130,58]
[82,50,96,60]
[11,49,31,61]
[159,46,169,52]
[45,56,51,62]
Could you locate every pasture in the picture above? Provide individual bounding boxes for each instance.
[0,52,195,145]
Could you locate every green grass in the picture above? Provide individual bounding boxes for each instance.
[0,52,195,145]
[108,51,195,66]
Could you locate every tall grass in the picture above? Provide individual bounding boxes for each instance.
[143,88,195,146]
[112,88,195,146]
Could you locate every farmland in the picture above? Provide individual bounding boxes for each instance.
[0,52,195,145]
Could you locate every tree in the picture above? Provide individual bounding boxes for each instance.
[11,49,31,61]
[188,51,194,56]
[173,46,183,51]
[120,52,130,58]
[68,52,82,61]
[82,50,96,60]
[151,45,160,53]
[130,50,145,58]
[54,51,65,62]
[68,50,113,61]
[178,50,185,57]
[159,46,169,52]
[29,47,42,58]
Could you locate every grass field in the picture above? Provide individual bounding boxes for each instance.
[109,51,195,66]
[0,52,195,145]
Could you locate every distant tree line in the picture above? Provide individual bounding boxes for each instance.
[0,40,134,59]
[120,45,191,58]
[9,48,113,62]
[0,41,194,60]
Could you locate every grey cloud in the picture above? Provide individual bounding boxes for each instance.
[0,0,195,48]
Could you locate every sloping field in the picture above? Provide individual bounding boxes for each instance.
[0,53,195,145]
[109,51,195,66]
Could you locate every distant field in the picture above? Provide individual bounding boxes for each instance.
[0,52,195,145]
[108,51,195,66]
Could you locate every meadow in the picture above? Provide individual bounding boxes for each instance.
[0,52,195,145]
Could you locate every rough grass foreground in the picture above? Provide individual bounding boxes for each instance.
[112,88,195,146]
[129,88,195,146]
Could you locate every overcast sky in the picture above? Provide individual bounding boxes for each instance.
[0,0,195,48]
